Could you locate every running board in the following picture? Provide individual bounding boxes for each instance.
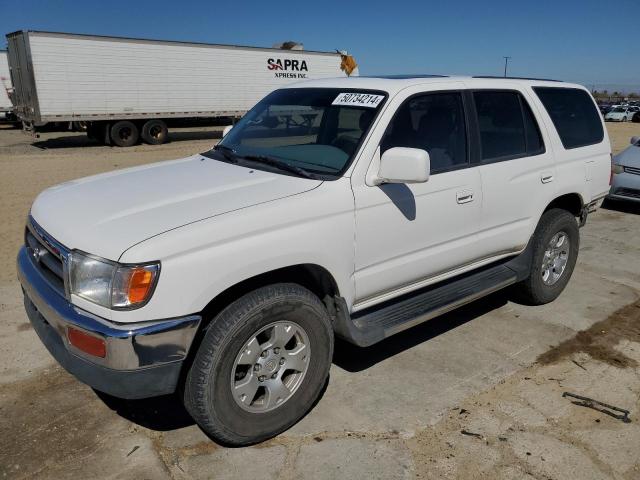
[334,262,520,347]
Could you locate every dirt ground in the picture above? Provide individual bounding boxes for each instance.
[1,122,639,479]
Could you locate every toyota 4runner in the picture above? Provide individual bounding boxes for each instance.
[18,76,611,445]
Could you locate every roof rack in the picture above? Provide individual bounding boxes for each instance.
[362,74,448,79]
[473,76,561,82]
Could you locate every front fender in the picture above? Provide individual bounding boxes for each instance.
[111,178,356,323]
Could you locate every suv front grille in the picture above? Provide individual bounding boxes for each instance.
[624,165,640,176]
[25,218,69,297]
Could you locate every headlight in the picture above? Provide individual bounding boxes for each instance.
[612,164,624,174]
[69,251,160,309]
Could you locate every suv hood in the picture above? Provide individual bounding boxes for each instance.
[31,154,321,260]
[615,144,640,168]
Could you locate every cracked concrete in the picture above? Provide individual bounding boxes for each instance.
[1,123,640,479]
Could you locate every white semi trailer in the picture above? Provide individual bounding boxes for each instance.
[0,50,14,121]
[6,30,357,146]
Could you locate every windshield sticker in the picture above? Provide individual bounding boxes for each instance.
[332,93,384,108]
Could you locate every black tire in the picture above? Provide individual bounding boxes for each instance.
[512,208,579,305]
[633,112,640,123]
[72,121,88,132]
[110,121,139,147]
[141,119,168,145]
[184,283,333,446]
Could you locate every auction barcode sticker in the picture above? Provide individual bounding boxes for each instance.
[332,93,384,108]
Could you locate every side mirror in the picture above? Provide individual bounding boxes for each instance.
[222,125,233,137]
[372,147,430,185]
[631,136,639,145]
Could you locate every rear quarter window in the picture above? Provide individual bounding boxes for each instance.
[533,87,604,149]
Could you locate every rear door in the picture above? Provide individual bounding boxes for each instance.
[533,86,610,203]
[470,88,556,260]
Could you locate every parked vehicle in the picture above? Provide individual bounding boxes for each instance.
[17,76,611,445]
[598,103,613,116]
[604,105,639,122]
[633,111,640,123]
[0,50,14,121]
[608,136,640,202]
[5,30,356,145]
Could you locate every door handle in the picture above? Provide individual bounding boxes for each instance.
[541,173,554,184]
[456,191,474,204]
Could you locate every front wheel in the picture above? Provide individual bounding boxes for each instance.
[184,283,333,446]
[512,208,579,305]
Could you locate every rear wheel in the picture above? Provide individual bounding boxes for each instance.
[110,121,139,147]
[184,283,333,446]
[512,208,579,305]
[141,119,168,145]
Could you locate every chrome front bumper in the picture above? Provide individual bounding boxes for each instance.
[17,246,201,398]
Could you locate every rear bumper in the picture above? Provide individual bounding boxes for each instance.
[17,246,201,399]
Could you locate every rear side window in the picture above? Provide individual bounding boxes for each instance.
[473,91,544,162]
[533,87,604,149]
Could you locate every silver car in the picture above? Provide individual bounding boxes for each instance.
[609,136,640,202]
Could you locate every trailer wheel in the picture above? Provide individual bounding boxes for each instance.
[141,119,168,145]
[72,121,88,132]
[110,121,139,147]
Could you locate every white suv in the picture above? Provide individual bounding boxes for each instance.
[18,76,611,445]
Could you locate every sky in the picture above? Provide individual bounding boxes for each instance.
[1,0,638,92]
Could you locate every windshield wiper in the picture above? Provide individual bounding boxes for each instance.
[212,144,239,163]
[242,155,316,179]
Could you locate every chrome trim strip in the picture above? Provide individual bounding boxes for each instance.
[18,246,201,370]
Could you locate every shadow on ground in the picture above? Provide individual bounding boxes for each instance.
[95,390,196,431]
[334,290,510,372]
[94,290,510,432]
[602,198,640,215]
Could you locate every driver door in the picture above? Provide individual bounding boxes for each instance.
[352,90,483,307]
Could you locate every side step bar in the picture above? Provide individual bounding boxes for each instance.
[334,250,531,347]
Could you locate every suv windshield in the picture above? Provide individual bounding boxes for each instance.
[204,88,386,178]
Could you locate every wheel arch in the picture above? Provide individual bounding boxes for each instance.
[178,263,342,390]
[543,192,584,217]
[199,263,341,329]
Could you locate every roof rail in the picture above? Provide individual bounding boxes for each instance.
[473,75,561,82]
[362,74,448,79]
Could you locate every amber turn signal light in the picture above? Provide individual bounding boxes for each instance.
[67,327,106,358]
[127,268,154,304]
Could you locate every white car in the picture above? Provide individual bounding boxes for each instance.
[18,76,611,445]
[605,105,639,122]
[609,135,640,202]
